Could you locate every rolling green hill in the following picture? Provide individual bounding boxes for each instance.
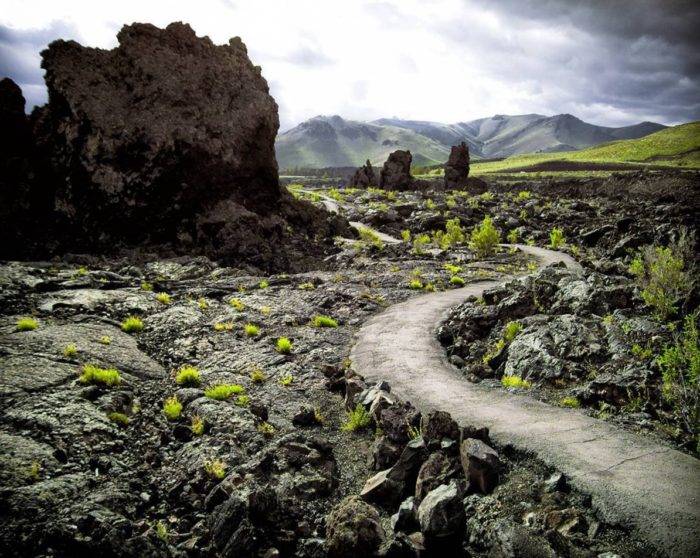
[470,121,700,175]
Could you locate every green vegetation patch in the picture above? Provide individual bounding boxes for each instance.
[79,364,121,386]
[205,384,245,400]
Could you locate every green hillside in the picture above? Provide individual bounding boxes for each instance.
[471,121,700,175]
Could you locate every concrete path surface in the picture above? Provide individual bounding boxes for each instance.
[350,245,700,557]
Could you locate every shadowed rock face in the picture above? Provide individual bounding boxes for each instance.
[3,22,348,271]
[0,79,37,251]
[444,142,470,189]
[379,150,414,191]
[349,159,376,188]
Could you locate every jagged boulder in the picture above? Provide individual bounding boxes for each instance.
[326,496,385,558]
[6,22,349,270]
[349,159,376,188]
[444,142,470,189]
[379,150,414,191]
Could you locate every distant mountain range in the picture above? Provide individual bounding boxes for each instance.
[275,113,666,169]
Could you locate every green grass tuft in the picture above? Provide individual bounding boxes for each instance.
[121,316,144,333]
[450,275,465,287]
[175,365,201,387]
[244,323,260,337]
[107,412,130,426]
[16,317,38,331]
[79,364,121,386]
[205,384,245,400]
[155,292,171,304]
[341,404,373,432]
[163,396,182,420]
[312,315,339,328]
[501,375,531,389]
[62,343,78,358]
[559,396,581,408]
[276,337,293,354]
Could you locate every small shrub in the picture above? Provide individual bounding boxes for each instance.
[260,306,272,316]
[444,217,465,246]
[163,396,182,420]
[214,322,234,332]
[27,461,41,482]
[205,384,245,400]
[480,191,494,201]
[250,368,267,383]
[63,344,78,358]
[657,313,699,436]
[245,323,260,337]
[412,233,431,255]
[191,415,205,436]
[99,335,112,345]
[469,216,501,258]
[549,227,566,249]
[175,365,201,386]
[108,412,130,426]
[313,315,339,328]
[16,317,38,331]
[450,276,465,287]
[229,298,245,311]
[155,521,169,542]
[631,344,653,360]
[560,396,581,408]
[424,198,436,210]
[75,266,89,277]
[279,373,294,386]
[358,227,384,250]
[517,190,531,201]
[501,375,531,389]
[444,263,462,274]
[423,283,436,292]
[258,280,270,289]
[507,229,519,244]
[155,292,171,304]
[141,281,153,291]
[204,459,226,480]
[314,408,326,424]
[341,404,372,432]
[503,321,523,342]
[276,337,293,354]
[197,298,209,310]
[258,422,275,437]
[235,395,251,407]
[408,279,423,290]
[298,282,315,290]
[629,243,690,320]
[121,316,144,333]
[79,364,121,386]
[401,229,411,243]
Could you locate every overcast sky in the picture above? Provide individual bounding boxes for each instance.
[1,0,698,131]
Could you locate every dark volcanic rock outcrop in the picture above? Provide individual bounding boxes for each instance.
[349,159,376,188]
[379,149,414,191]
[3,22,348,271]
[444,142,470,189]
[0,79,37,255]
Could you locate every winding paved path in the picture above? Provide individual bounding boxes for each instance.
[351,245,700,557]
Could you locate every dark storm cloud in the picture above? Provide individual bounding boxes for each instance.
[446,0,700,124]
[0,21,82,109]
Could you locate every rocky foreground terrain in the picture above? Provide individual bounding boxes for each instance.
[2,171,697,557]
[1,19,698,558]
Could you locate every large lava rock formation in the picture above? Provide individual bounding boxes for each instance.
[1,22,349,271]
